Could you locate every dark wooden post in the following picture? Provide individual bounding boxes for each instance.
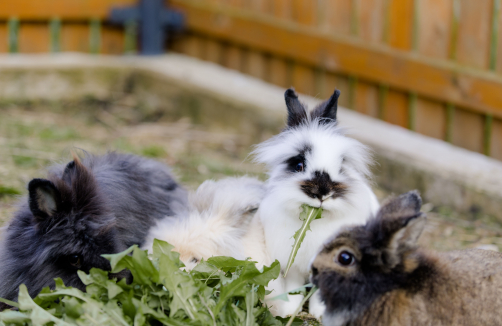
[109,0,184,55]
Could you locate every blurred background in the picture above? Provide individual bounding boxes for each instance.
[1,0,502,253]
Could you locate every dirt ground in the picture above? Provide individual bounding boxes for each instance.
[2,101,502,255]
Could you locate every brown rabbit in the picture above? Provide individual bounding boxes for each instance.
[311,191,502,326]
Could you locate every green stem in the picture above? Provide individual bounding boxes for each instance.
[284,206,322,278]
[285,287,318,326]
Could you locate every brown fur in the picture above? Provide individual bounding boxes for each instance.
[311,191,502,326]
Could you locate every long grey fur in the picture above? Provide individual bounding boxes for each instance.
[0,152,187,305]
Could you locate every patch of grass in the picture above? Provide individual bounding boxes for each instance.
[39,127,79,141]
[141,145,166,158]
[12,155,38,168]
[0,185,22,198]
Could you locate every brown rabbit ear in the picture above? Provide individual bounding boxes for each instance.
[384,214,426,268]
[372,191,426,268]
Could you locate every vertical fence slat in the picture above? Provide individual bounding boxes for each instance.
[292,0,317,26]
[484,114,494,156]
[347,75,357,110]
[101,26,123,54]
[272,0,291,20]
[0,24,7,53]
[124,20,137,54]
[358,0,386,44]
[491,118,502,160]
[415,98,447,140]
[49,18,61,53]
[378,84,388,120]
[354,81,379,118]
[456,0,492,69]
[61,24,89,52]
[19,23,49,53]
[384,90,409,128]
[408,93,417,130]
[417,0,452,60]
[292,63,315,95]
[350,0,359,36]
[449,0,460,60]
[325,0,352,35]
[388,0,414,50]
[244,49,267,80]
[490,0,500,70]
[268,56,289,88]
[204,39,223,65]
[223,44,244,71]
[89,18,101,54]
[451,107,485,153]
[446,103,455,142]
[8,18,19,53]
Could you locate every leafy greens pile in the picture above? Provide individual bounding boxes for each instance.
[0,240,297,326]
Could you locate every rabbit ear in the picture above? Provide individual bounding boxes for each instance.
[373,191,426,268]
[311,89,340,123]
[28,179,62,220]
[285,88,308,127]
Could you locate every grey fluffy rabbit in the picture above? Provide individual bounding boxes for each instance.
[0,152,187,307]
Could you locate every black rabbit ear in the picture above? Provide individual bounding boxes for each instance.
[28,179,61,220]
[285,88,308,127]
[311,89,340,124]
[373,191,426,268]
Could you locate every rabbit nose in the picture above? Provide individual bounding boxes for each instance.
[312,266,319,277]
[300,171,332,200]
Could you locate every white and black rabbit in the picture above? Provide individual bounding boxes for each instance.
[311,191,502,326]
[0,152,187,308]
[253,89,379,317]
[143,176,270,270]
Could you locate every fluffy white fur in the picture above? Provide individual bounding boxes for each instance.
[143,177,270,270]
[253,94,380,317]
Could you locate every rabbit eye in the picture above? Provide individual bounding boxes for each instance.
[68,254,82,268]
[295,162,305,172]
[191,258,199,264]
[336,251,355,266]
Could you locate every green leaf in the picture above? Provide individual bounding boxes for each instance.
[159,255,199,320]
[102,245,136,272]
[207,256,254,273]
[0,310,31,323]
[152,239,178,262]
[106,281,124,299]
[17,284,73,326]
[130,246,159,284]
[284,205,323,277]
[0,296,20,308]
[251,260,280,287]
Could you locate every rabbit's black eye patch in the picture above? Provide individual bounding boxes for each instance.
[285,154,306,173]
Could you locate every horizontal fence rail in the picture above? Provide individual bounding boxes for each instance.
[0,0,501,161]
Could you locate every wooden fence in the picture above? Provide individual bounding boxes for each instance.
[1,0,502,161]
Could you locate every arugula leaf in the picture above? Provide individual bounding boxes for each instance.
[0,243,313,325]
[284,205,323,277]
